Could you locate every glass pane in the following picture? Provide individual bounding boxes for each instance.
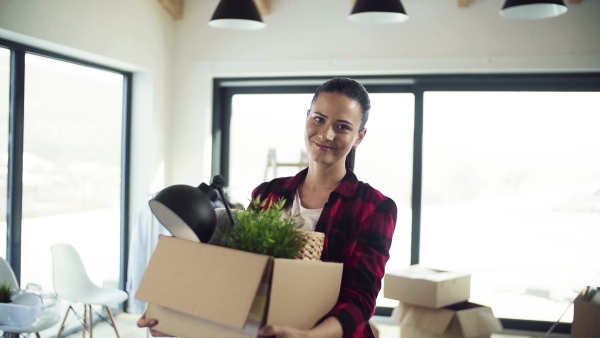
[0,48,9,259]
[229,94,312,205]
[420,91,600,323]
[228,92,414,308]
[21,54,124,292]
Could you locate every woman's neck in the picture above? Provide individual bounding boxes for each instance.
[303,162,346,191]
[298,163,345,209]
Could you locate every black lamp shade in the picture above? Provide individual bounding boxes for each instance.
[500,0,567,19]
[209,0,266,30]
[149,184,217,243]
[348,0,409,24]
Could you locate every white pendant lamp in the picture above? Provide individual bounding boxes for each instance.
[209,0,266,30]
[348,0,409,24]
[500,0,568,20]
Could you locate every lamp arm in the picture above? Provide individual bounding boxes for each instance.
[211,175,235,226]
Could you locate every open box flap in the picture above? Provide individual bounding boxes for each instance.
[456,310,503,337]
[136,236,270,329]
[453,303,503,337]
[267,259,343,330]
[391,302,455,334]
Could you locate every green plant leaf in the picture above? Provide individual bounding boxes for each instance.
[219,196,303,259]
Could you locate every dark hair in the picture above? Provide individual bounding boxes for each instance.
[311,77,370,170]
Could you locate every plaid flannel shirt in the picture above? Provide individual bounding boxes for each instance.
[250,168,397,338]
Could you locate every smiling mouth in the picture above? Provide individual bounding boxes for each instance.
[313,141,336,150]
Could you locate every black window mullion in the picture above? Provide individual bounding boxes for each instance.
[6,47,25,283]
[119,72,133,310]
[410,88,424,266]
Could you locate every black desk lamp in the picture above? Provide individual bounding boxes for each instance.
[149,175,235,243]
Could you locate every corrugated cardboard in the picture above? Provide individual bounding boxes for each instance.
[571,287,600,338]
[136,236,342,338]
[392,302,503,338]
[384,265,470,308]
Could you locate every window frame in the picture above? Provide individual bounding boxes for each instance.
[0,38,132,303]
[212,73,600,334]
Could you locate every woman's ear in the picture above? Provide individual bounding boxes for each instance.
[355,128,367,148]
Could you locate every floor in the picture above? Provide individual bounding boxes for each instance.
[50,312,569,338]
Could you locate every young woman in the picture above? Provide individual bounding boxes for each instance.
[137,77,397,338]
[253,77,397,338]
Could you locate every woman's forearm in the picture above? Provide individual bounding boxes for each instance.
[308,317,343,338]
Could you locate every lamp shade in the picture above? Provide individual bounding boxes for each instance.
[209,0,266,30]
[500,0,567,19]
[149,184,217,243]
[348,0,409,24]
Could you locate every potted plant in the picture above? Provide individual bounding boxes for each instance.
[0,283,13,303]
[220,197,305,259]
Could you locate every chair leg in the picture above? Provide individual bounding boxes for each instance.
[89,304,93,338]
[57,304,75,338]
[104,305,121,338]
[83,304,88,338]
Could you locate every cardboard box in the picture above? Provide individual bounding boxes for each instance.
[571,287,600,338]
[392,302,503,338]
[369,320,380,338]
[384,265,470,308]
[135,236,342,338]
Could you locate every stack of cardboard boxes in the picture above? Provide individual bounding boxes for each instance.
[383,265,503,338]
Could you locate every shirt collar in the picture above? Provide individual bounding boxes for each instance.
[282,167,359,198]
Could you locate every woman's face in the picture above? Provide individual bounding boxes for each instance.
[305,92,366,167]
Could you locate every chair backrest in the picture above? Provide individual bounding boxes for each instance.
[50,244,97,302]
[0,256,19,290]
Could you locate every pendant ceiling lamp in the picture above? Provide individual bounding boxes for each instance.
[348,0,409,24]
[209,0,266,30]
[500,0,568,20]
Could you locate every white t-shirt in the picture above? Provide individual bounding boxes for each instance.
[291,190,323,231]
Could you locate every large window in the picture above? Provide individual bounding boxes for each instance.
[20,54,125,291]
[420,91,600,323]
[213,75,600,333]
[0,40,130,307]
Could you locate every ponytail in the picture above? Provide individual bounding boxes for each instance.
[345,148,356,171]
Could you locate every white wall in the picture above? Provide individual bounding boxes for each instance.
[170,0,600,186]
[0,0,176,222]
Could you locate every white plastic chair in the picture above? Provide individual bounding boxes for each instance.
[50,244,128,338]
[0,257,61,338]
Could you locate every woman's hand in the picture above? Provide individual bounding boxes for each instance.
[136,311,173,337]
[258,324,310,338]
[259,317,343,338]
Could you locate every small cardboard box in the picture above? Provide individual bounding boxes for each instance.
[135,236,342,338]
[571,287,600,338]
[369,320,380,338]
[384,265,470,309]
[392,302,503,338]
